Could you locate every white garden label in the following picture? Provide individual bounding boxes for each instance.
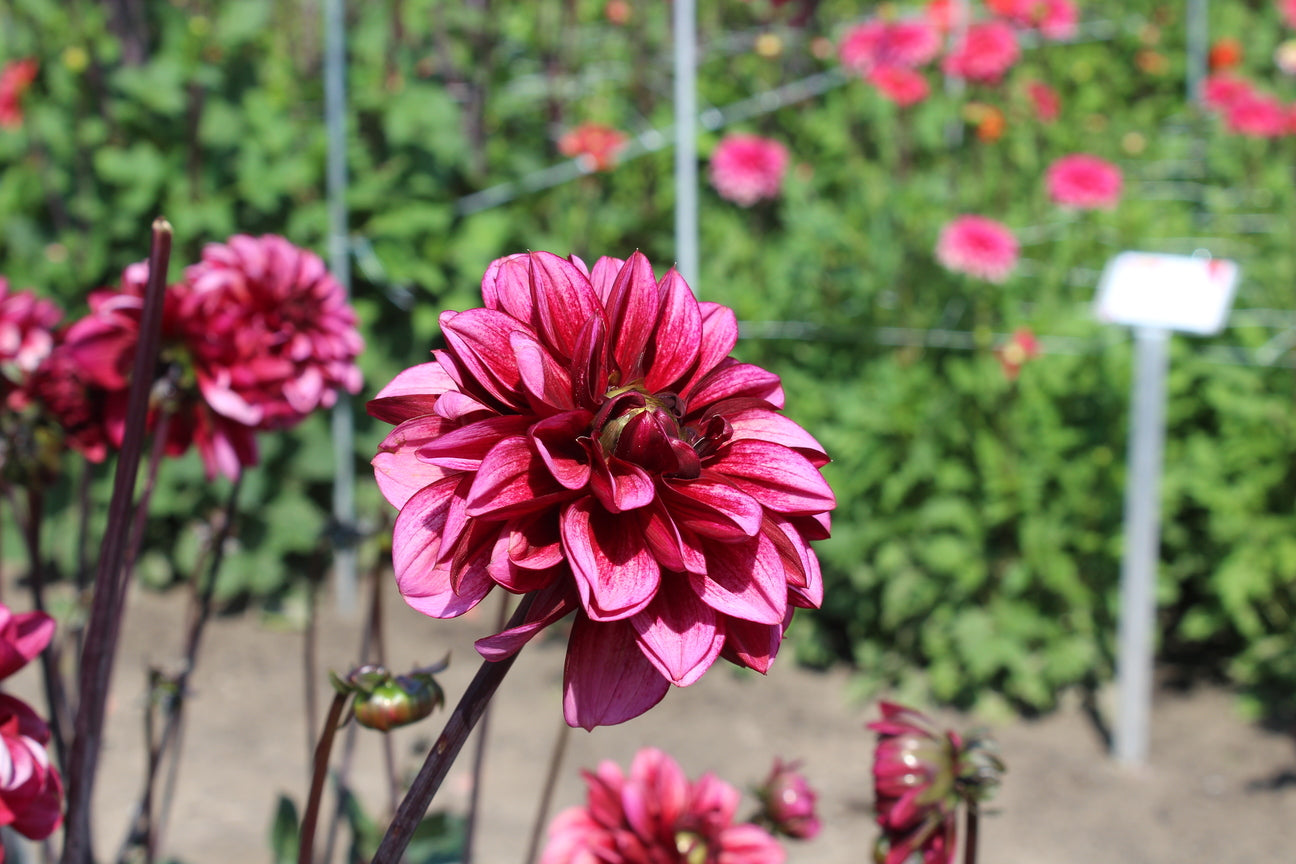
[1094,252,1240,336]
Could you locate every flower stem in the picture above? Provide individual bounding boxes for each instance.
[522,715,571,864]
[963,805,979,864]
[61,218,172,864]
[371,593,536,864]
[298,690,350,864]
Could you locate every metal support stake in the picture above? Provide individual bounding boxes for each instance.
[325,0,357,613]
[673,0,698,289]
[1114,326,1171,765]
[1186,0,1208,104]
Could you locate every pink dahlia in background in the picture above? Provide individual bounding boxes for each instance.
[1281,0,1296,29]
[1202,73,1254,112]
[869,66,930,107]
[559,123,628,172]
[709,134,790,207]
[1225,91,1291,137]
[1045,154,1123,209]
[870,703,1004,864]
[541,748,786,864]
[1025,80,1061,122]
[942,21,1020,84]
[987,0,1078,40]
[369,250,833,729]
[924,0,968,34]
[0,59,37,130]
[935,216,1018,283]
[755,758,821,840]
[0,278,61,406]
[0,603,62,845]
[838,17,941,76]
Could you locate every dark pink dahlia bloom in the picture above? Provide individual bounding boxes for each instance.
[0,604,62,843]
[755,758,821,840]
[0,278,61,405]
[369,251,834,729]
[540,747,785,864]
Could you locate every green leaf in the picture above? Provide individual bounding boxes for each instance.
[269,795,299,864]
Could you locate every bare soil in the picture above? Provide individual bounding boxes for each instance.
[9,585,1294,863]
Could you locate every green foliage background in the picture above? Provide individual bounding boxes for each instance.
[3,0,1296,719]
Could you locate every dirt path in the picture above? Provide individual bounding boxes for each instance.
[7,586,1292,863]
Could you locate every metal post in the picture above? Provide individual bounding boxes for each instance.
[324,0,357,612]
[1186,0,1208,104]
[1114,326,1171,765]
[673,0,698,288]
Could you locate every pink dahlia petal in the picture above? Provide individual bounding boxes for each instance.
[726,406,830,467]
[587,256,626,302]
[689,360,784,408]
[531,411,595,489]
[644,269,703,393]
[623,748,690,838]
[563,617,671,730]
[638,500,708,575]
[481,253,536,324]
[511,330,576,410]
[935,215,1019,282]
[604,251,659,380]
[529,252,606,362]
[710,439,836,515]
[721,616,784,674]
[678,302,740,401]
[417,415,533,472]
[393,479,471,609]
[630,586,725,686]
[588,452,656,514]
[465,435,573,519]
[691,532,788,625]
[562,498,661,621]
[475,580,579,661]
[440,308,531,409]
[0,610,55,682]
[708,134,790,206]
[659,475,763,540]
[1045,153,1123,209]
[716,823,787,864]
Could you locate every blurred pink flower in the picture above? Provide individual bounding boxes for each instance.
[1202,74,1255,111]
[839,18,941,76]
[541,748,786,864]
[709,134,790,206]
[935,216,1019,283]
[559,123,628,172]
[987,0,1078,40]
[368,250,833,729]
[24,343,112,463]
[1281,0,1296,29]
[924,0,969,34]
[869,66,931,106]
[0,60,37,130]
[1225,92,1291,137]
[942,21,1020,84]
[1045,154,1123,209]
[0,279,61,406]
[184,234,365,430]
[1025,80,1061,122]
[0,606,54,682]
[0,603,62,844]
[755,758,821,840]
[996,328,1041,380]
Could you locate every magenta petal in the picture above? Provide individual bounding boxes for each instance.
[624,748,689,838]
[660,475,763,539]
[721,615,784,674]
[710,439,836,515]
[439,308,530,408]
[393,478,491,617]
[637,501,706,575]
[531,411,594,490]
[678,301,738,399]
[687,361,785,411]
[588,255,626,301]
[715,824,787,864]
[571,314,609,409]
[561,497,661,621]
[415,415,531,471]
[474,580,578,661]
[726,406,830,467]
[563,616,671,730]
[589,453,656,514]
[645,269,702,393]
[528,252,605,361]
[0,611,54,679]
[480,253,535,323]
[604,250,659,381]
[511,330,576,410]
[373,448,451,510]
[630,585,725,686]
[690,532,787,625]
[466,436,574,519]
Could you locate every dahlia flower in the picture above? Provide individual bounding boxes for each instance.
[942,21,1020,84]
[369,251,833,729]
[0,60,37,130]
[1201,74,1254,112]
[1225,92,1291,137]
[935,216,1019,283]
[869,66,930,107]
[0,279,61,404]
[1044,154,1123,210]
[1025,81,1061,122]
[559,123,629,172]
[540,747,785,864]
[755,758,821,840]
[0,604,62,844]
[1282,0,1296,29]
[923,0,968,34]
[709,135,790,207]
[987,0,1078,40]
[838,18,941,76]
[870,703,1004,864]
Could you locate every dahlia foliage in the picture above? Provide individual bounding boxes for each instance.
[370,251,834,729]
[934,216,1019,284]
[540,747,785,864]
[0,603,63,847]
[870,703,1003,864]
[708,135,790,207]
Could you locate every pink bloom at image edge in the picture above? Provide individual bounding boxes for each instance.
[540,748,785,864]
[1282,0,1296,29]
[0,604,63,843]
[935,216,1019,283]
[1045,154,1123,210]
[368,250,834,730]
[757,758,821,840]
[0,278,62,393]
[987,0,1078,40]
[709,134,790,207]
[0,60,37,130]
[942,21,1020,84]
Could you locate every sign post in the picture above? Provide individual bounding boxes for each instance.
[1094,251,1239,765]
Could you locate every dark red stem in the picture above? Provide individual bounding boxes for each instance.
[963,805,980,864]
[298,691,350,864]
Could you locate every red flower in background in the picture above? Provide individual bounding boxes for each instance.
[559,123,628,172]
[1025,81,1061,122]
[1045,154,1123,209]
[924,0,969,34]
[709,134,790,206]
[0,279,61,406]
[369,251,833,729]
[0,60,37,130]
[942,21,1020,84]
[1209,37,1243,71]
[988,0,1078,40]
[0,604,62,845]
[935,216,1019,283]
[869,66,930,107]
[996,328,1041,380]
[755,758,821,840]
[838,18,941,76]
[541,748,786,864]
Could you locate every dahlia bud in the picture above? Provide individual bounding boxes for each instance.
[755,758,822,840]
[331,660,447,732]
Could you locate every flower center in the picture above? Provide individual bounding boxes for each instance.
[589,385,731,480]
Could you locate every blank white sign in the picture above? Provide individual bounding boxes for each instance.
[1094,252,1239,336]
